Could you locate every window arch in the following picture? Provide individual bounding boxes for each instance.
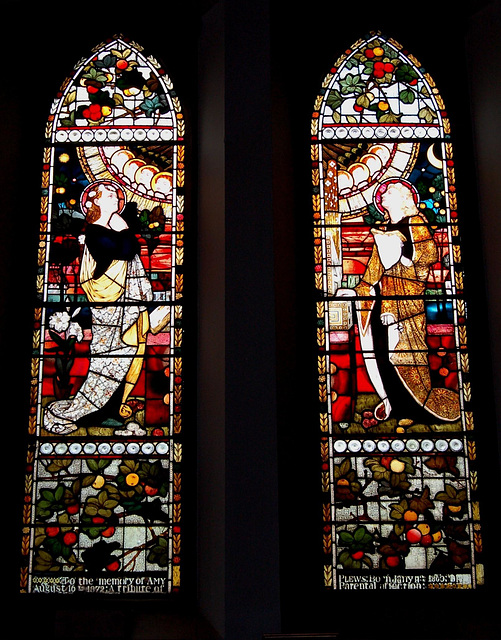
[20,35,188,596]
[311,32,485,590]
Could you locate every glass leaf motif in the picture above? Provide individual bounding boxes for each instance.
[312,32,484,591]
[20,36,186,597]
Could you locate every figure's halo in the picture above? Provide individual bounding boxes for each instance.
[80,180,127,215]
[373,178,419,214]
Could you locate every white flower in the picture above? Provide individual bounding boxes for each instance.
[49,311,71,333]
[67,322,84,342]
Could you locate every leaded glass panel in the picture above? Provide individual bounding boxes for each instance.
[312,32,485,590]
[20,36,187,596]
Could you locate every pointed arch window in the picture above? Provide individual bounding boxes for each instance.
[311,32,485,590]
[20,36,188,596]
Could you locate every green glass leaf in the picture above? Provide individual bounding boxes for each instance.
[94,54,117,69]
[418,106,437,123]
[356,93,372,109]
[363,61,374,75]
[345,57,360,70]
[87,459,100,472]
[326,89,343,111]
[338,549,352,565]
[400,88,415,104]
[82,67,109,84]
[395,63,418,84]
[339,73,365,96]
[338,530,354,544]
[379,112,401,124]
[354,526,371,542]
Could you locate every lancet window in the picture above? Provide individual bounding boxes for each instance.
[311,32,485,590]
[20,36,187,596]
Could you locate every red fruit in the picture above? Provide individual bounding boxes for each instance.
[386,555,400,568]
[102,526,115,538]
[87,85,99,94]
[354,104,363,112]
[410,78,418,85]
[383,63,394,73]
[351,550,364,560]
[116,59,128,70]
[381,456,392,469]
[374,61,385,71]
[365,49,374,59]
[82,108,91,119]
[89,105,102,118]
[63,532,77,546]
[92,516,105,524]
[46,526,60,538]
[420,534,433,547]
[152,428,164,437]
[106,560,120,572]
[67,504,79,515]
[144,485,159,496]
[406,528,422,544]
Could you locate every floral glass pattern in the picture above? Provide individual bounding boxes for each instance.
[20,36,187,596]
[311,33,485,590]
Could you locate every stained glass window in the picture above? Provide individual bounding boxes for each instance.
[20,36,188,596]
[311,32,485,590]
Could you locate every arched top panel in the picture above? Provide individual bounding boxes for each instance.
[312,33,451,220]
[50,35,184,143]
[314,32,446,140]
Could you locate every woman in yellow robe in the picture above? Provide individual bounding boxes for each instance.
[353,178,460,423]
[44,180,153,434]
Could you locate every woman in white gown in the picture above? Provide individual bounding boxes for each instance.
[44,180,153,434]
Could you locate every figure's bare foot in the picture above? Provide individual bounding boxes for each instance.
[374,398,391,421]
[45,421,78,435]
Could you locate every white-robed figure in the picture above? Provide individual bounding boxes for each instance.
[44,180,154,434]
[338,178,460,425]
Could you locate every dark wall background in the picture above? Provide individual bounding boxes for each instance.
[2,1,501,639]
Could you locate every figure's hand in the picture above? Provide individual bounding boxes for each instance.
[380,312,397,326]
[373,231,404,270]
